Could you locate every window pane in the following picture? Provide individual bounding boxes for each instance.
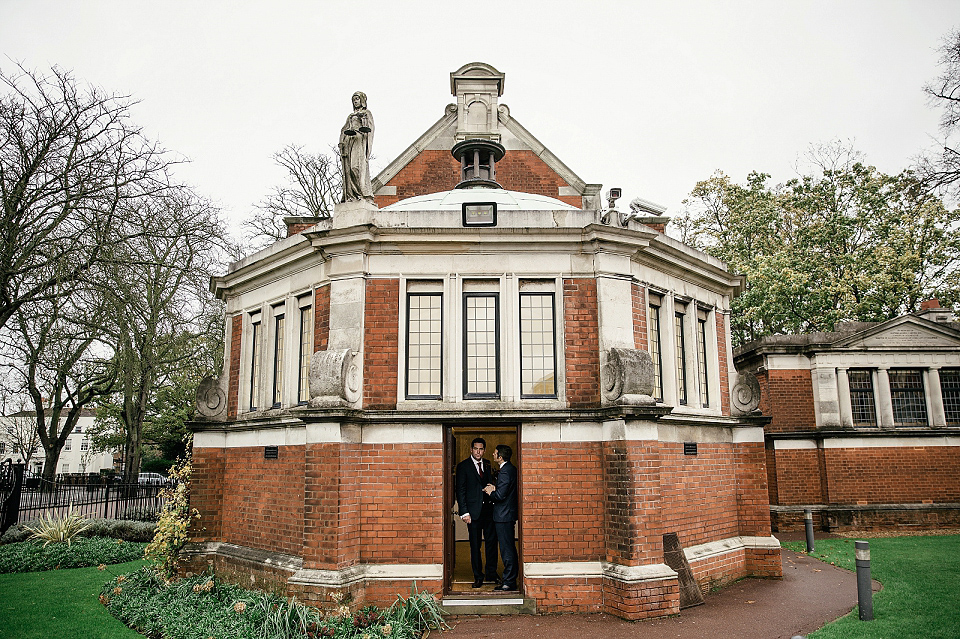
[675,312,687,405]
[406,294,442,398]
[849,369,877,426]
[890,369,928,427]
[940,368,960,426]
[298,307,312,403]
[464,294,499,397]
[520,293,556,397]
[697,318,709,407]
[273,315,285,407]
[648,303,663,401]
[250,320,261,410]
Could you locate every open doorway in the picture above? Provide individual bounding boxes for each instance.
[444,425,520,595]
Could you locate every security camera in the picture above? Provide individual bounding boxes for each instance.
[606,188,622,207]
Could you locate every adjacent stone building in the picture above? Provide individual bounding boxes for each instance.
[735,301,960,532]
[186,62,781,619]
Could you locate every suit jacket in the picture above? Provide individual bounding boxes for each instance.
[456,456,495,521]
[489,461,518,523]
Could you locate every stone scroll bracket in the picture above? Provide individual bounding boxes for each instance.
[601,347,656,406]
[195,376,228,421]
[309,349,362,408]
[731,371,762,416]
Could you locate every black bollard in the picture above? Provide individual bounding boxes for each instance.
[804,508,815,553]
[855,540,874,621]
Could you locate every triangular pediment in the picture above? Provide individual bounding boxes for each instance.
[372,63,602,210]
[831,315,960,350]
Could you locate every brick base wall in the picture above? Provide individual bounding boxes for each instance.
[772,506,960,532]
[602,576,680,620]
[189,426,779,619]
[525,577,603,614]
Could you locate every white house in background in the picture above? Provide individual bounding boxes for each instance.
[0,408,114,476]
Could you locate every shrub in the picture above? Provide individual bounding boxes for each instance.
[1,518,156,545]
[0,536,147,573]
[117,506,161,522]
[100,569,449,639]
[145,454,199,578]
[24,508,92,546]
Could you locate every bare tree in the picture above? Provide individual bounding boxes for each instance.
[2,290,115,483]
[242,145,341,249]
[922,28,960,193]
[97,189,226,483]
[0,63,174,331]
[0,406,42,467]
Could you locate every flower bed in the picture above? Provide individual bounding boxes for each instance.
[100,568,448,639]
[0,537,147,573]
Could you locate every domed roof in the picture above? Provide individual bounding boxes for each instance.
[381,187,579,212]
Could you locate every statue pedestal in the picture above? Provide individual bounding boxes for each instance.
[333,199,378,229]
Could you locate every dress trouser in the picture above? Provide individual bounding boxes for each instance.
[494,520,518,587]
[467,511,499,580]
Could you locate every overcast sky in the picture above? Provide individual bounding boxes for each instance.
[2,1,957,235]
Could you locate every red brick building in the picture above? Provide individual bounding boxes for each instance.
[734,303,960,532]
[187,63,781,619]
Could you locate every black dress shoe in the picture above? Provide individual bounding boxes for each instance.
[485,575,501,585]
[472,579,483,588]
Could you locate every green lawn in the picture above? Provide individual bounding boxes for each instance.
[0,559,149,639]
[782,535,960,639]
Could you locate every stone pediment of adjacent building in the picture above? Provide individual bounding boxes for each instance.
[829,315,960,350]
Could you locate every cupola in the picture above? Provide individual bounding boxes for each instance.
[451,138,505,189]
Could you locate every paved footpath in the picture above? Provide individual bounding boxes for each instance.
[444,550,872,639]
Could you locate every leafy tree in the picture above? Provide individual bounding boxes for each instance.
[674,142,960,346]
[242,144,341,250]
[0,63,174,332]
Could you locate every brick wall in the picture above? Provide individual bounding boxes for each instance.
[314,285,330,353]
[227,315,242,419]
[374,150,581,208]
[631,283,647,349]
[563,278,601,408]
[190,447,226,542]
[602,577,680,620]
[220,446,305,557]
[302,442,361,570]
[765,441,779,505]
[521,442,605,563]
[602,441,663,565]
[734,442,773,537]
[772,448,824,505]
[824,446,960,504]
[358,444,443,564]
[659,442,741,547]
[763,369,816,433]
[526,578,603,614]
[716,312,731,415]
[363,279,400,409]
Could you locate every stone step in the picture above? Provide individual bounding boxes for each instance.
[441,595,536,615]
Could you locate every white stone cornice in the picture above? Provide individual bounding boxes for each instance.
[289,563,443,588]
[601,562,678,583]
[683,535,780,564]
[523,561,603,579]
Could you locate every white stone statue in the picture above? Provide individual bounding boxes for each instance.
[339,91,375,202]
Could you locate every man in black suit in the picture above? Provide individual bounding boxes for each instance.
[455,437,499,588]
[484,444,518,591]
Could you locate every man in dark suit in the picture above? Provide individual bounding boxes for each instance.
[484,444,518,591]
[455,437,499,588]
